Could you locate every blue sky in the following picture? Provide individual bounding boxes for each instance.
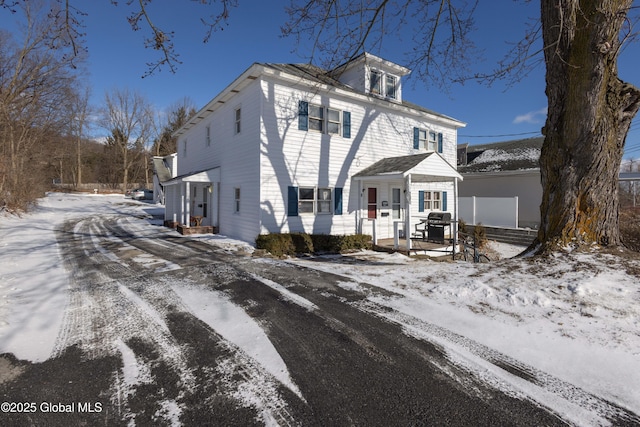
[4,1,640,158]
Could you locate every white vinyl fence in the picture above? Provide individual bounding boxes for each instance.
[459,196,519,228]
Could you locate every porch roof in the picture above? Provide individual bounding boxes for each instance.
[162,167,220,186]
[353,152,462,182]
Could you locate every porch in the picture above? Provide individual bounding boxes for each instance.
[162,167,220,235]
[353,152,463,252]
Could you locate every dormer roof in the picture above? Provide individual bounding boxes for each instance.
[330,52,411,77]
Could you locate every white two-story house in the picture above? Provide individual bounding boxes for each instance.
[161,53,465,249]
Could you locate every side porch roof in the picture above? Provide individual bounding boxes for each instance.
[353,152,462,182]
[162,167,221,186]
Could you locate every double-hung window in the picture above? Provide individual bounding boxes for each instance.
[327,108,341,135]
[234,108,241,134]
[370,70,382,95]
[308,104,324,132]
[423,191,441,211]
[298,101,351,138]
[298,187,315,213]
[428,131,437,151]
[317,188,332,214]
[413,127,444,153]
[418,129,427,150]
[288,186,343,216]
[386,75,397,99]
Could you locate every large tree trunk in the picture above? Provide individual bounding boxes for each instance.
[536,0,640,253]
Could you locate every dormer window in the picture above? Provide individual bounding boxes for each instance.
[385,75,397,99]
[370,70,382,95]
[369,68,399,101]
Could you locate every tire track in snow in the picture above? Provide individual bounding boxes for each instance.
[54,216,304,425]
[354,298,640,426]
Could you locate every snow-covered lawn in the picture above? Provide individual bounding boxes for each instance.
[1,192,639,425]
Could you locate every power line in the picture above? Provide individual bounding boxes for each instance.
[458,131,541,138]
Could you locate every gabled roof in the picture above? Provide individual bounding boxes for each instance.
[458,137,543,174]
[354,152,462,181]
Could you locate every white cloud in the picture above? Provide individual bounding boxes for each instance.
[513,107,548,124]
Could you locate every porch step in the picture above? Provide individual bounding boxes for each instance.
[466,225,536,247]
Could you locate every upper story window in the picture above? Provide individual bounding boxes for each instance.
[368,68,399,101]
[206,125,211,146]
[385,75,397,99]
[428,131,437,151]
[413,127,443,153]
[298,101,351,138]
[327,108,341,135]
[308,104,324,132]
[234,108,241,134]
[183,139,187,157]
[370,70,382,95]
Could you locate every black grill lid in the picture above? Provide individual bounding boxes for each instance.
[427,212,451,222]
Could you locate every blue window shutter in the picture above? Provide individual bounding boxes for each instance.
[437,132,443,153]
[413,127,420,149]
[342,111,351,138]
[298,101,308,131]
[442,191,447,211]
[334,188,343,215]
[418,190,425,212]
[288,186,299,216]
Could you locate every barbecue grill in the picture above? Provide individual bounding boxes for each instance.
[426,212,452,244]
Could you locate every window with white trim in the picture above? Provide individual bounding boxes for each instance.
[308,104,324,132]
[428,131,437,151]
[298,187,315,213]
[369,69,399,101]
[297,187,333,214]
[370,69,382,95]
[234,108,241,134]
[386,75,397,99]
[418,129,427,150]
[327,108,341,135]
[234,188,240,213]
[423,191,442,211]
[317,188,332,214]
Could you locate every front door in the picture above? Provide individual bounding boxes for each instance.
[367,188,377,219]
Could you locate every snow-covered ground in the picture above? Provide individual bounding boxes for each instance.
[1,193,639,425]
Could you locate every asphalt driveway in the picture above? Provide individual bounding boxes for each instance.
[1,214,635,426]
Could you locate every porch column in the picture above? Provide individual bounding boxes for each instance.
[404,174,412,251]
[453,177,458,256]
[185,181,191,228]
[180,183,186,226]
[357,180,363,234]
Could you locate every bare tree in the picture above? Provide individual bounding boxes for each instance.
[101,88,153,191]
[0,1,78,210]
[1,0,239,77]
[152,98,197,157]
[66,86,92,187]
[281,0,640,253]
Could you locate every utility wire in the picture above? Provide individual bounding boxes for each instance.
[458,131,540,138]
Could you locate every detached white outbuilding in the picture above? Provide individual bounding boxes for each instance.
[159,53,466,247]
